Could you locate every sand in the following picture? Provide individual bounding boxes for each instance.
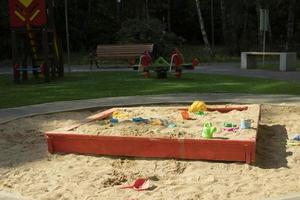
[0,104,300,200]
[73,105,259,140]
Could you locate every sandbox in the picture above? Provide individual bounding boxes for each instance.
[46,104,260,164]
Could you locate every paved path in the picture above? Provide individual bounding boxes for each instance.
[1,63,300,82]
[1,93,300,124]
[195,63,300,82]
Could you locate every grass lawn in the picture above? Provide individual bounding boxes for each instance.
[257,61,300,71]
[1,71,300,108]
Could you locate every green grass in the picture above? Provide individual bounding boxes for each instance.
[1,71,300,108]
[256,60,300,71]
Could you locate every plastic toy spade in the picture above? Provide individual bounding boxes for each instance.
[181,111,195,120]
[121,178,151,191]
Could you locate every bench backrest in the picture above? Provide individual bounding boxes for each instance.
[96,44,153,59]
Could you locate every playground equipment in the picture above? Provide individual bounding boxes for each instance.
[8,0,64,83]
[138,48,199,79]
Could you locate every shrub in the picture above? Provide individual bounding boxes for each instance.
[117,18,184,57]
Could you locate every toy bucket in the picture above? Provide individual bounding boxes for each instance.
[240,119,253,129]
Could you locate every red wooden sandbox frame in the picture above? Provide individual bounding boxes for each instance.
[46,106,260,164]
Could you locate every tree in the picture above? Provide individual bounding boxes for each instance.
[219,0,240,54]
[0,1,10,59]
[145,0,149,21]
[285,0,296,51]
[195,0,214,57]
[167,0,171,32]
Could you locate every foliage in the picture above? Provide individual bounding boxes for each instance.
[117,17,183,56]
[0,1,10,59]
[53,0,119,51]
[0,0,300,60]
[117,18,165,43]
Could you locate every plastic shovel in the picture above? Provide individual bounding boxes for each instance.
[121,178,151,191]
[181,111,195,120]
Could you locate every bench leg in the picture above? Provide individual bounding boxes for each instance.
[96,60,99,69]
[90,59,93,70]
[90,58,100,70]
[241,53,257,69]
[280,53,297,71]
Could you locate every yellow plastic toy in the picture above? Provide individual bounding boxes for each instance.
[112,111,130,119]
[188,101,207,113]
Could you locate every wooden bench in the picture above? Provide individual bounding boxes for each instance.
[94,44,153,68]
[241,52,297,71]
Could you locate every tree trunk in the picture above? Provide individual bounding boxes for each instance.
[145,0,149,22]
[255,0,262,47]
[86,0,92,48]
[240,0,248,50]
[268,17,273,47]
[285,0,296,51]
[229,14,240,54]
[220,0,228,45]
[167,0,171,32]
[195,0,213,57]
[88,0,92,20]
[219,0,239,54]
[210,0,214,50]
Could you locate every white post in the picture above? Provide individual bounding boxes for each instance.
[260,9,269,68]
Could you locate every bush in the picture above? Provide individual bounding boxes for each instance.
[117,18,165,43]
[117,18,184,57]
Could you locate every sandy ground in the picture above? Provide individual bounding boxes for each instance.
[0,104,300,200]
[74,105,259,140]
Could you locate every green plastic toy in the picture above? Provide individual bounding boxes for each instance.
[202,122,217,139]
[153,57,170,67]
[195,111,205,116]
[223,122,237,128]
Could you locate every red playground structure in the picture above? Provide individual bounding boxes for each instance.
[8,0,64,83]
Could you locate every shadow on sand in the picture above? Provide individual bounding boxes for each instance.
[0,111,92,168]
[255,124,292,169]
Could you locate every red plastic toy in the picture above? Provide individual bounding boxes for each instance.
[121,178,151,191]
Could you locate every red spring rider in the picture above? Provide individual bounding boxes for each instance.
[172,48,183,78]
[141,51,152,78]
[40,63,45,77]
[192,57,200,69]
[13,63,20,82]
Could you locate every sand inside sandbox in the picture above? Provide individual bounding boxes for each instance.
[1,104,300,200]
[73,104,260,140]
